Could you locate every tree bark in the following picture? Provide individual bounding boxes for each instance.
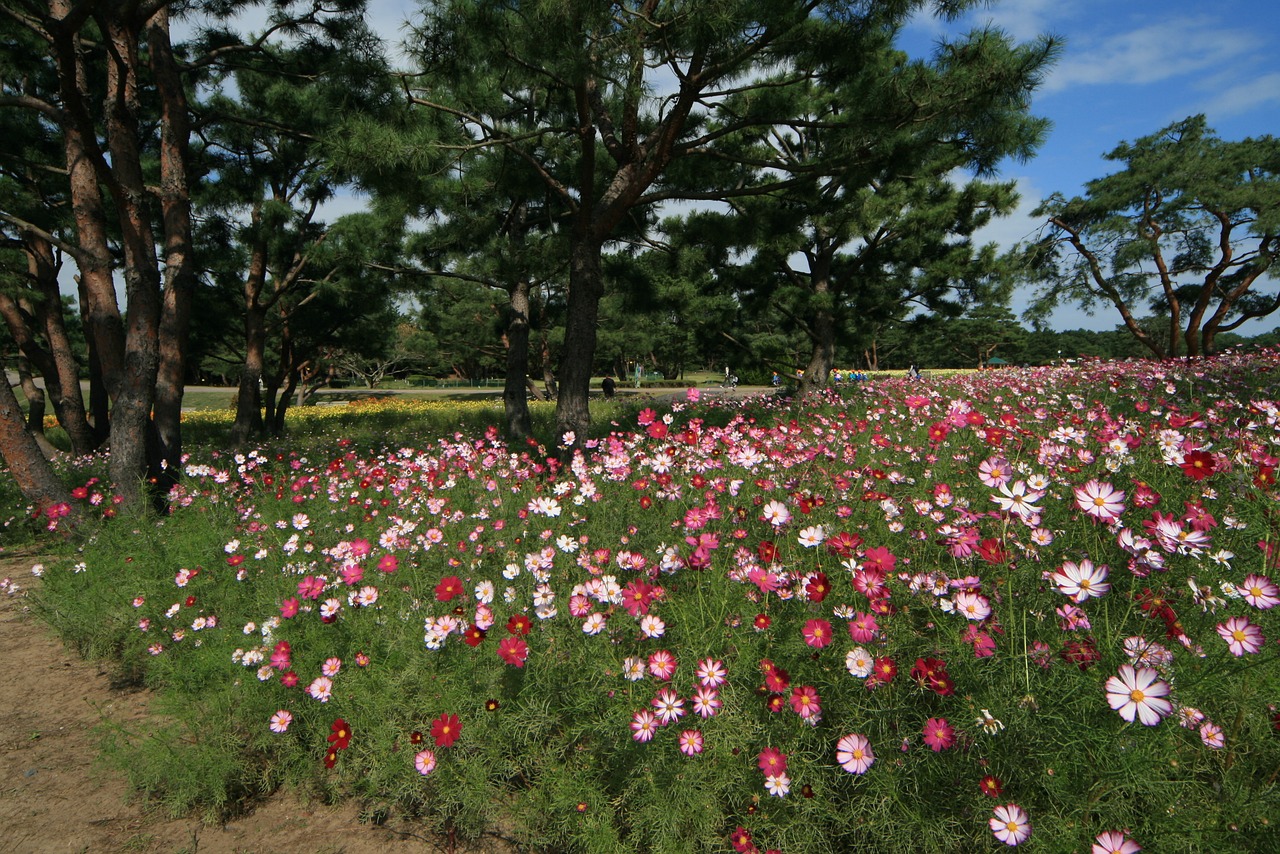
[101,14,164,512]
[554,236,604,441]
[0,377,75,524]
[503,279,534,441]
[799,252,836,396]
[148,6,195,497]
[232,229,270,444]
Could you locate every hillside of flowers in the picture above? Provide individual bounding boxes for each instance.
[24,351,1280,853]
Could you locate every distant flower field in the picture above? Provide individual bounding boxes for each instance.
[23,351,1280,853]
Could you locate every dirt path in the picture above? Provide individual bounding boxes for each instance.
[0,555,512,854]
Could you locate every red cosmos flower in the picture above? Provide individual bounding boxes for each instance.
[730,827,754,853]
[1179,450,1216,481]
[639,495,653,509]
[753,613,771,631]
[1255,466,1276,489]
[463,624,486,647]
[976,538,1009,565]
[506,613,532,635]
[764,666,791,693]
[928,422,950,443]
[979,775,1004,797]
[1061,636,1101,671]
[328,718,352,750]
[757,540,778,563]
[868,656,897,686]
[805,572,830,603]
[323,748,338,768]
[825,530,863,557]
[410,730,423,744]
[497,635,528,667]
[910,658,954,695]
[434,575,463,601]
[431,713,462,748]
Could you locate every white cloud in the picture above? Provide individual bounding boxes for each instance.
[1195,71,1280,122]
[1042,17,1258,94]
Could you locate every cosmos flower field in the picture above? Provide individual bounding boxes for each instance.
[26,352,1280,853]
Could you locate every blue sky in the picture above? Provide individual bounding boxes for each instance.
[297,1,1280,334]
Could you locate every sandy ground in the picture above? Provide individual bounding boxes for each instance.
[0,554,518,854]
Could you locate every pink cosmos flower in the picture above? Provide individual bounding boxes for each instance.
[1199,721,1225,749]
[1241,574,1279,609]
[297,575,324,600]
[1074,480,1126,521]
[835,733,874,774]
[631,709,659,743]
[847,612,879,643]
[802,618,833,648]
[692,686,722,718]
[695,658,727,688]
[1104,665,1172,726]
[1052,559,1111,603]
[307,676,333,703]
[321,657,342,678]
[280,597,300,619]
[647,649,677,680]
[677,729,704,756]
[922,717,955,752]
[269,710,293,733]
[989,803,1032,846]
[1091,830,1141,854]
[1216,616,1264,656]
[651,688,686,725]
[414,749,437,775]
[789,685,821,719]
[757,746,787,775]
[953,590,991,621]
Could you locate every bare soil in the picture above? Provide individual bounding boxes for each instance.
[0,555,517,854]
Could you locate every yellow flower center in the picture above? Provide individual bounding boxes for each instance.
[852,749,864,760]
[1006,821,1019,832]
[1129,688,1146,703]
[1232,629,1247,642]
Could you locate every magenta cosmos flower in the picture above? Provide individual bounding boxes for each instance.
[1091,830,1141,854]
[1216,616,1265,656]
[835,733,874,774]
[802,618,834,648]
[1104,665,1172,726]
[1074,479,1126,521]
[922,717,955,752]
[989,803,1032,846]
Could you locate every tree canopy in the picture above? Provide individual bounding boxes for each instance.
[1022,115,1280,358]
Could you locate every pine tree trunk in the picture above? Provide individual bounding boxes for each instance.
[799,258,835,396]
[503,279,534,441]
[0,379,75,522]
[148,7,194,497]
[555,237,604,442]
